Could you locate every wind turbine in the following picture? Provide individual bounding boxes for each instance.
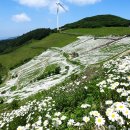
[56,0,67,32]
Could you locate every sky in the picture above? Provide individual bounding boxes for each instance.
[0,0,130,39]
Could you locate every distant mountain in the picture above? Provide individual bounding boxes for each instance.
[0,28,52,54]
[63,14,130,29]
[7,36,18,40]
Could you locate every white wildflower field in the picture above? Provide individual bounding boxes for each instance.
[0,35,130,130]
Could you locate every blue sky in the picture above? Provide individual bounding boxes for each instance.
[0,0,130,39]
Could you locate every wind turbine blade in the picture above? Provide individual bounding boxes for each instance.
[56,3,59,31]
[57,6,59,14]
[56,3,59,14]
[58,3,67,12]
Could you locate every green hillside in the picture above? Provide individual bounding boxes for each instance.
[0,33,77,70]
[63,14,130,29]
[1,27,130,71]
[63,27,130,36]
[0,28,52,54]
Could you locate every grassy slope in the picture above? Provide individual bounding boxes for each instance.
[1,27,130,69]
[0,33,77,69]
[1,53,129,130]
[63,27,130,36]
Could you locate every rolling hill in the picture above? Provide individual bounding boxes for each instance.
[63,14,130,29]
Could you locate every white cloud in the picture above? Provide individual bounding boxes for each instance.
[17,0,68,13]
[16,0,101,13]
[12,13,31,23]
[19,0,49,8]
[66,0,101,5]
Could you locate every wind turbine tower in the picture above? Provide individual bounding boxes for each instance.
[56,0,67,32]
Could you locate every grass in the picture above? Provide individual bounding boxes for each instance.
[0,33,77,69]
[36,64,61,80]
[63,27,130,36]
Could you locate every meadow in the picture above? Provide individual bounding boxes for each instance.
[0,52,130,130]
[63,27,130,36]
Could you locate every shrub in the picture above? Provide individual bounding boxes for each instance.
[0,75,2,84]
[10,100,19,109]
[0,97,4,104]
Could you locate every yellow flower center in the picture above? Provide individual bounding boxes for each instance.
[98,118,102,123]
[85,118,89,122]
[119,105,124,109]
[112,114,115,118]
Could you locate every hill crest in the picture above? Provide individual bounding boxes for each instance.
[63,14,130,29]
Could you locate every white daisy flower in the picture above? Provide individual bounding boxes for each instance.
[122,108,130,118]
[43,120,49,127]
[127,96,130,102]
[67,119,75,126]
[116,88,124,93]
[81,104,91,108]
[105,100,113,105]
[60,115,67,120]
[116,102,126,112]
[108,112,119,122]
[90,111,100,117]
[95,116,105,126]
[117,116,125,126]
[83,116,90,123]
[17,126,25,130]
[54,112,61,117]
